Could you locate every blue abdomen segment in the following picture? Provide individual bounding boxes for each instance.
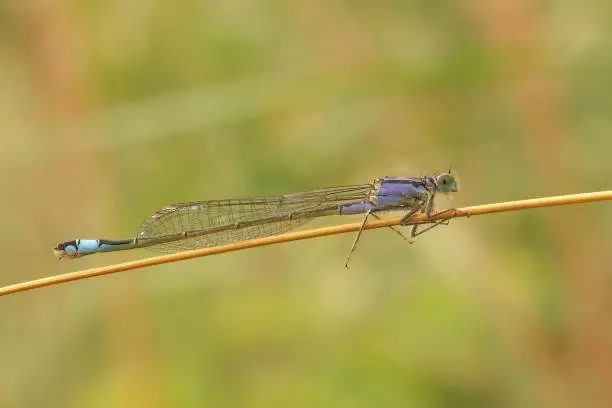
[96,239,135,253]
[87,239,130,253]
[76,239,134,254]
[77,239,105,255]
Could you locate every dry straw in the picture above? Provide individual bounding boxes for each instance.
[1,190,610,297]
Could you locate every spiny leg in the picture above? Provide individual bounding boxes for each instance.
[345,208,423,268]
[399,201,426,225]
[410,208,457,237]
[410,219,447,237]
[370,213,410,242]
[401,193,437,237]
[345,209,377,269]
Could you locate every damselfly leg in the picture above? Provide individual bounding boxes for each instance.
[408,208,467,237]
[345,203,425,268]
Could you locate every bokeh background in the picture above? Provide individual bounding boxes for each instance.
[1,0,611,407]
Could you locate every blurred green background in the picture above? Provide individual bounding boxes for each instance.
[1,0,611,407]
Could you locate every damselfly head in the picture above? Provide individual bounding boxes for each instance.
[434,171,459,194]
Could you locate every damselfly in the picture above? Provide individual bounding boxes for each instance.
[54,171,459,267]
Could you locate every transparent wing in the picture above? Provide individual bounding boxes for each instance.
[137,183,374,253]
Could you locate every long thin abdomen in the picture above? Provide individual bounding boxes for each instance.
[54,239,136,258]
